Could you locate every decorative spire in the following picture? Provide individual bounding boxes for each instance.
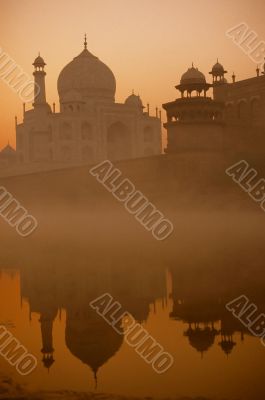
[84,33,87,50]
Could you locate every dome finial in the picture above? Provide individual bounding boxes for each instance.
[84,33,87,50]
[192,62,194,68]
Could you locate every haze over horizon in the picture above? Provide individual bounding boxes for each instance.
[0,0,264,149]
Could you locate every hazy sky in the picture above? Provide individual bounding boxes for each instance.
[0,0,264,148]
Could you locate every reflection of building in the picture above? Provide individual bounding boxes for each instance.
[65,307,123,386]
[171,300,242,357]
[218,313,238,357]
[169,267,248,358]
[170,298,221,357]
[14,36,161,168]
[19,255,167,377]
[40,308,57,370]
[184,324,219,357]
[20,265,59,371]
[163,60,265,155]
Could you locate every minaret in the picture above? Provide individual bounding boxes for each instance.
[39,310,56,370]
[32,54,47,108]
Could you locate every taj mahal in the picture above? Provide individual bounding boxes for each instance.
[13,36,162,168]
[1,37,265,172]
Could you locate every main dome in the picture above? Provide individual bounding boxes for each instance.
[57,47,116,102]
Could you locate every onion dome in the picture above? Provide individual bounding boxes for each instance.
[58,37,116,103]
[212,62,225,73]
[125,92,144,109]
[180,65,206,85]
[209,60,227,79]
[176,64,211,95]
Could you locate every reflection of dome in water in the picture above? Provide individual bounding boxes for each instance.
[184,325,218,355]
[57,39,116,102]
[219,338,236,356]
[65,311,123,383]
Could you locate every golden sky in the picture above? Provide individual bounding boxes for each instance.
[0,0,264,149]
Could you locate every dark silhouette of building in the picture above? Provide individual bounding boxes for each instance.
[163,60,265,155]
[13,36,161,170]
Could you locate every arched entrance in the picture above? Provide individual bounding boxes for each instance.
[107,122,131,161]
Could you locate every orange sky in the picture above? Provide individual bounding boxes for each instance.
[0,0,264,149]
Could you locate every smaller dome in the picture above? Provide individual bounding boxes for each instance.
[33,54,46,67]
[1,144,15,155]
[125,93,144,109]
[212,62,225,73]
[180,65,206,85]
[210,60,227,76]
[218,339,236,355]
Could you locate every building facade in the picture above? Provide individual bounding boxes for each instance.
[15,37,162,168]
[163,60,265,155]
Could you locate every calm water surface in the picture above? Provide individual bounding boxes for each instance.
[0,214,265,399]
